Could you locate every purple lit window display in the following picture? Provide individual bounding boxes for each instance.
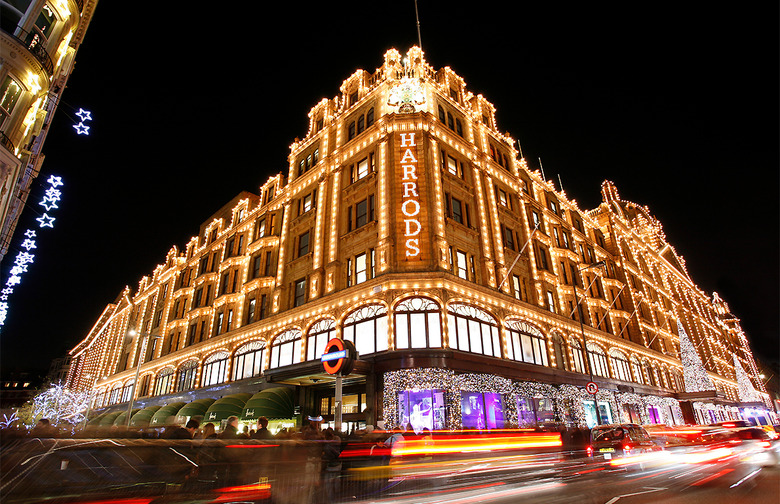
[397,389,446,432]
[461,391,506,430]
[484,392,505,429]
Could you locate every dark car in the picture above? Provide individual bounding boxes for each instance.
[589,424,659,460]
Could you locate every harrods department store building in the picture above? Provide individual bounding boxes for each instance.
[66,47,773,432]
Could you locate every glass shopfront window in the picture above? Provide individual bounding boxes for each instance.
[460,391,505,430]
[583,400,614,428]
[398,389,446,433]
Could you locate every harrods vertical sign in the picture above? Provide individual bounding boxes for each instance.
[394,130,428,266]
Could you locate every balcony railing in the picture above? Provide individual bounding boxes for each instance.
[7,28,54,76]
[0,130,15,153]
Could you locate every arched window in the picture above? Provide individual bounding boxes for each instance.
[394,297,442,349]
[551,333,568,370]
[586,343,610,378]
[438,105,446,123]
[447,303,500,358]
[630,355,644,384]
[642,359,656,386]
[154,367,174,396]
[506,320,548,366]
[233,341,266,380]
[671,369,684,391]
[108,383,122,405]
[343,304,388,356]
[201,351,229,387]
[366,107,374,127]
[307,319,335,361]
[570,338,586,374]
[609,349,632,382]
[662,367,672,389]
[93,389,106,408]
[269,329,302,369]
[121,380,134,403]
[175,360,198,392]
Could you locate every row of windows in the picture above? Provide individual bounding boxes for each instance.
[100,299,682,406]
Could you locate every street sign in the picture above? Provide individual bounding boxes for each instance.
[321,338,356,376]
[586,381,599,395]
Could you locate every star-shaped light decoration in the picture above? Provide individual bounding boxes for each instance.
[75,108,92,122]
[14,252,35,266]
[20,239,37,251]
[36,213,55,228]
[46,176,63,188]
[73,122,90,135]
[24,229,37,239]
[39,197,59,211]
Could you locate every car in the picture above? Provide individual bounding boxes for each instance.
[727,427,780,466]
[588,424,660,461]
[709,420,753,428]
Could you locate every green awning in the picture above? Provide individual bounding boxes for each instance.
[87,412,109,427]
[129,405,161,427]
[242,387,295,420]
[150,401,187,425]
[203,393,252,424]
[98,411,122,427]
[113,409,141,427]
[175,398,215,422]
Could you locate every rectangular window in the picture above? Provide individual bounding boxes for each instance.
[447,155,458,176]
[355,253,367,284]
[257,219,266,238]
[351,155,373,183]
[355,199,368,228]
[252,255,262,278]
[456,251,468,280]
[532,210,541,228]
[512,275,522,300]
[298,231,310,257]
[264,251,273,276]
[537,245,549,270]
[294,278,306,307]
[546,291,556,313]
[497,188,509,208]
[246,298,256,324]
[216,312,224,334]
[503,226,515,250]
[451,197,463,224]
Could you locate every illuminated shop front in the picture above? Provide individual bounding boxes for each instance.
[67,47,769,431]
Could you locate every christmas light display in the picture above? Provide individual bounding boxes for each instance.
[0,175,64,327]
[16,383,91,431]
[678,320,715,392]
[733,353,763,403]
[71,107,92,135]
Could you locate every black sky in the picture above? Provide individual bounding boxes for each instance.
[1,1,777,374]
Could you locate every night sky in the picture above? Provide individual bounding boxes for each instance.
[1,2,777,375]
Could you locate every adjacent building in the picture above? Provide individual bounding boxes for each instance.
[66,47,773,432]
[0,0,98,262]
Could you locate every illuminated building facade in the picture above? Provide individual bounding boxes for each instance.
[0,0,98,261]
[67,47,772,430]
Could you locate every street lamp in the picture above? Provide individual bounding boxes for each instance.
[125,328,160,428]
[572,261,606,425]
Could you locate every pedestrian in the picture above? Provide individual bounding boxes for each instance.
[252,416,274,440]
[218,416,239,439]
[30,418,57,438]
[199,422,217,439]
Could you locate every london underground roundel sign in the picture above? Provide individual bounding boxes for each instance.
[321,338,356,376]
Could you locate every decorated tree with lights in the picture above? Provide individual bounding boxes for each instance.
[678,321,715,392]
[16,384,91,432]
[733,354,763,403]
